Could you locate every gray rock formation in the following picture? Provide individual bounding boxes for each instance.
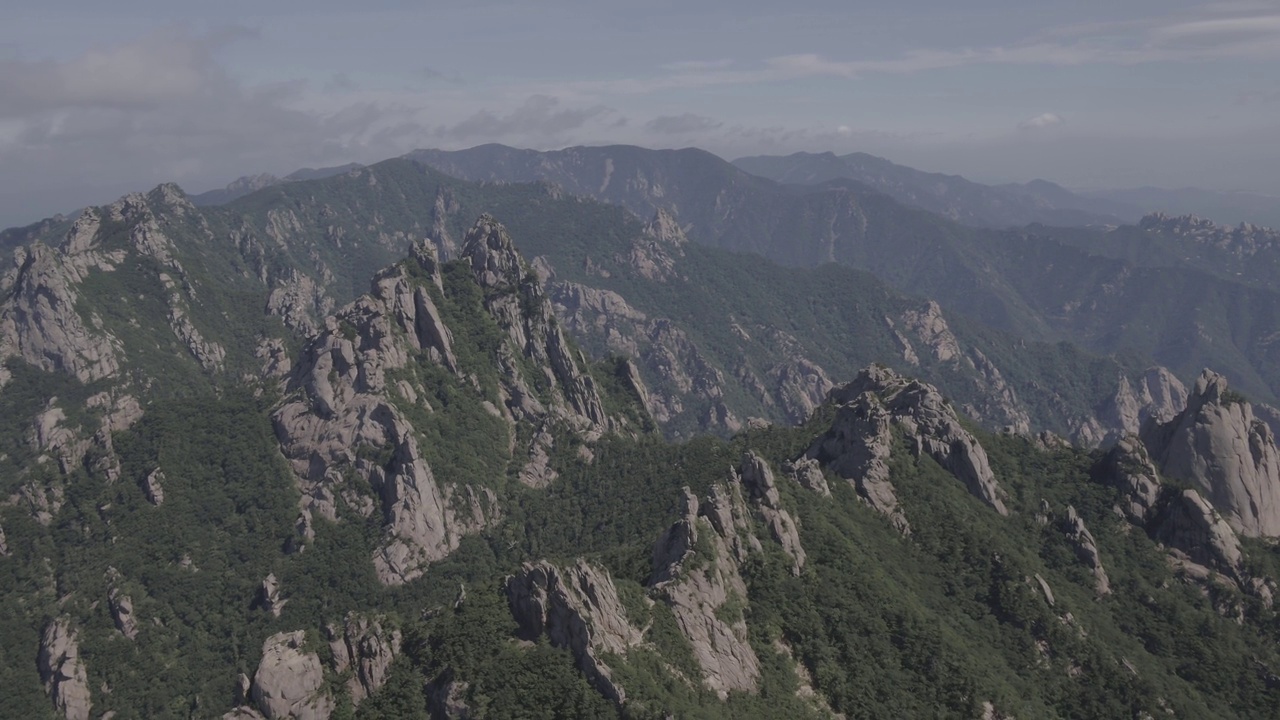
[1063,506,1111,596]
[1142,370,1280,537]
[0,233,121,390]
[106,569,140,640]
[327,613,402,707]
[1092,437,1163,525]
[805,387,909,533]
[783,457,831,497]
[809,365,1008,523]
[0,522,8,556]
[1152,489,1245,583]
[462,215,606,431]
[38,616,92,720]
[650,487,762,699]
[258,574,287,618]
[739,452,807,574]
[142,468,166,506]
[248,631,334,720]
[273,247,494,585]
[1080,368,1188,446]
[507,560,643,703]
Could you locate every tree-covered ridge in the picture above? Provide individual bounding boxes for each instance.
[4,159,1280,718]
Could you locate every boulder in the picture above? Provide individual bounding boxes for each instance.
[249,631,334,720]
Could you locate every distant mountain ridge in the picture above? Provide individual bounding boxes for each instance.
[189,162,364,206]
[406,143,1280,405]
[732,150,1140,228]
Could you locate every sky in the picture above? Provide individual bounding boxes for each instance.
[2,0,1279,229]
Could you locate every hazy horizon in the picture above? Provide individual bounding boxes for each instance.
[4,1,1280,229]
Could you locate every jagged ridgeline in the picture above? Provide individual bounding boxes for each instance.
[2,164,1280,718]
[1,158,1188,443]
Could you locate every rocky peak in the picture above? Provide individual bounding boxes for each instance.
[507,560,642,703]
[1092,436,1162,525]
[462,214,525,289]
[1141,369,1280,537]
[1087,368,1188,445]
[644,208,687,247]
[738,452,806,574]
[38,616,92,720]
[812,365,1008,519]
[649,482,763,698]
[460,214,606,430]
[1138,212,1280,256]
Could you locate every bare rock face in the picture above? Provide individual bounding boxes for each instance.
[258,574,287,618]
[507,560,643,703]
[805,388,909,533]
[767,357,834,425]
[462,215,606,430]
[327,613,402,707]
[809,365,1008,520]
[739,452,806,574]
[0,240,121,390]
[249,631,334,720]
[106,569,140,640]
[0,522,8,556]
[783,457,831,497]
[1142,370,1280,537]
[1092,436,1163,525]
[142,468,166,506]
[1063,506,1111,596]
[623,208,687,282]
[1152,489,1245,583]
[274,249,492,585]
[1086,368,1189,445]
[650,486,762,699]
[38,617,92,720]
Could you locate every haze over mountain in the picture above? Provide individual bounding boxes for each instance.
[7,2,1280,718]
[5,151,1280,717]
[4,2,1280,229]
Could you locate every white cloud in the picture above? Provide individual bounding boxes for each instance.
[1019,113,1064,130]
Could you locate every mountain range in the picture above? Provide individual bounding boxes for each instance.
[3,143,1280,718]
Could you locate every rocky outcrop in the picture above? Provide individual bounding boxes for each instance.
[327,613,402,707]
[1092,433,1256,593]
[273,245,493,585]
[739,452,806,574]
[247,631,334,720]
[258,574,287,618]
[1080,368,1188,446]
[1141,370,1280,537]
[142,468,166,506]
[106,569,140,640]
[1092,437,1163,525]
[462,215,605,431]
[650,487,761,698]
[1063,506,1111,596]
[0,522,8,556]
[808,365,1008,523]
[1152,489,1245,583]
[507,560,643,703]
[783,457,831,497]
[0,229,122,390]
[805,387,909,532]
[38,617,92,720]
[622,209,687,282]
